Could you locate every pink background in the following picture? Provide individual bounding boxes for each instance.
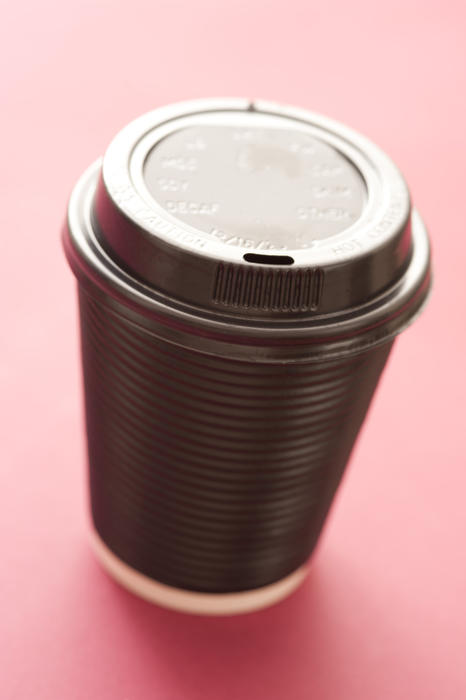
[1,1,465,697]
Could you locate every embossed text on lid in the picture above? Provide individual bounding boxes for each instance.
[143,124,367,253]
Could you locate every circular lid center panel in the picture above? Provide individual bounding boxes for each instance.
[143,124,366,252]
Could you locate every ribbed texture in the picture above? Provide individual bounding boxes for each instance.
[212,263,324,311]
[79,288,392,593]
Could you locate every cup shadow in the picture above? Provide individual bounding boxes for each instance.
[90,548,416,700]
[77,547,429,700]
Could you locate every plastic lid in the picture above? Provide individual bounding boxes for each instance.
[93,99,414,318]
[65,99,431,360]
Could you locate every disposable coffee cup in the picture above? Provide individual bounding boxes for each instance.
[63,99,431,615]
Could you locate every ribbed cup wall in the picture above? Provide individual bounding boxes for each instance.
[79,287,393,593]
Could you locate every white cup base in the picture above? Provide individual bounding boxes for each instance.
[90,528,309,616]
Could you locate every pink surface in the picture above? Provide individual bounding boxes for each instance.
[1,1,465,697]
